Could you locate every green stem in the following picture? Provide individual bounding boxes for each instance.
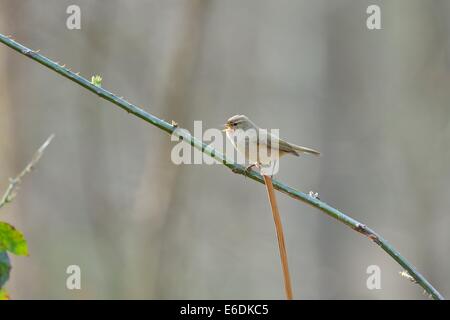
[0,33,443,300]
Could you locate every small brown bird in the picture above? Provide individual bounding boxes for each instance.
[224,115,320,171]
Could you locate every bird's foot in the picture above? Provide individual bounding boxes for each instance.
[244,164,257,178]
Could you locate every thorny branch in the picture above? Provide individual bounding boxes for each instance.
[0,134,54,210]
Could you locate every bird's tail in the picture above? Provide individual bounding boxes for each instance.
[292,145,321,156]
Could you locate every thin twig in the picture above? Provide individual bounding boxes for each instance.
[263,175,293,300]
[0,134,54,210]
[0,33,444,300]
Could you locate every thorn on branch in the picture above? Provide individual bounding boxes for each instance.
[308,191,320,200]
[399,270,418,283]
[423,290,433,299]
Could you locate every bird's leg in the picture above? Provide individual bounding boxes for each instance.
[271,160,278,179]
[259,161,277,178]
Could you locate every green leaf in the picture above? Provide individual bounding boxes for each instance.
[0,251,11,288]
[0,288,9,300]
[91,75,102,87]
[0,222,28,256]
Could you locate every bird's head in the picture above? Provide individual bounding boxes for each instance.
[223,114,254,132]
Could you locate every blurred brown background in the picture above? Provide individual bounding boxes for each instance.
[0,0,449,299]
